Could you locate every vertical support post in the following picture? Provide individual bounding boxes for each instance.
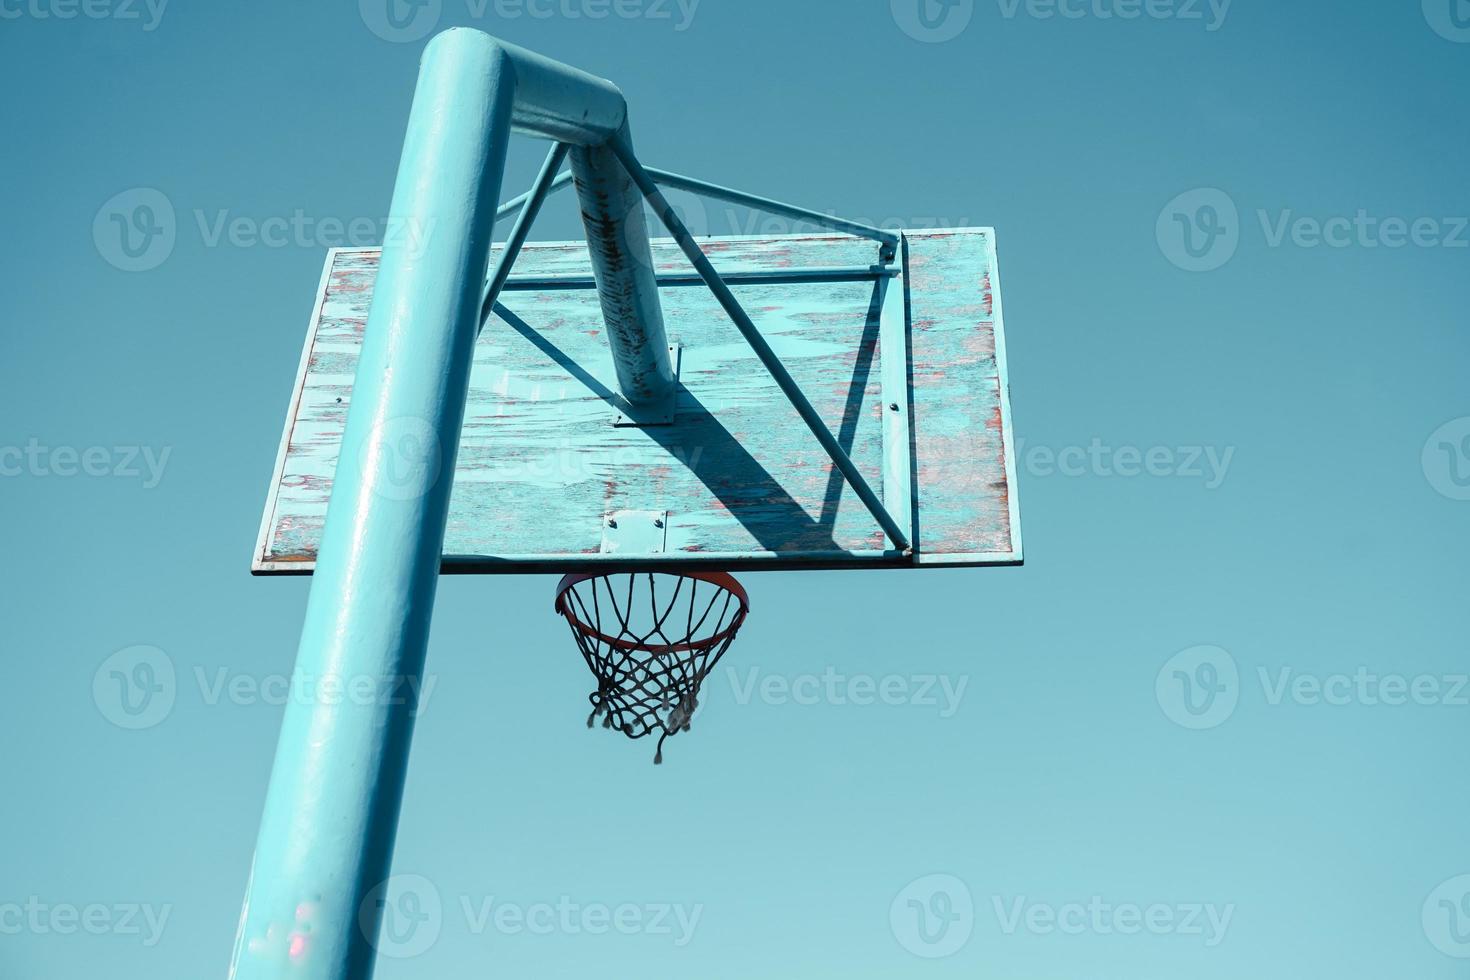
[569,122,677,417]
[228,29,515,980]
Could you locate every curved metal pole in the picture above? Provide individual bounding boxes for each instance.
[229,29,671,980]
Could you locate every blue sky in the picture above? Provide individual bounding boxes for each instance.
[2,1,1468,978]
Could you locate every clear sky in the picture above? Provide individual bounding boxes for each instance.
[2,1,1468,978]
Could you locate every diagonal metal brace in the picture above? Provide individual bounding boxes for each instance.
[609,137,912,553]
[494,168,574,222]
[479,142,570,334]
[646,166,900,258]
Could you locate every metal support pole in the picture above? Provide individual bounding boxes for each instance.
[611,139,912,553]
[230,29,661,980]
[570,122,676,414]
[228,30,515,980]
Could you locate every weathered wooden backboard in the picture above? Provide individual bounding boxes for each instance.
[253,229,1020,573]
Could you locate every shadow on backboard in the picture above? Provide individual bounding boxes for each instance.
[491,297,886,555]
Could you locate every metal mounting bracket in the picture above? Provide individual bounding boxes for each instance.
[613,345,682,427]
[600,510,669,555]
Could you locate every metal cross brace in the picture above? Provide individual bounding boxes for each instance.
[610,138,912,553]
[472,140,912,552]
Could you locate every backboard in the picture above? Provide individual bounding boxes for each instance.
[253,228,1020,573]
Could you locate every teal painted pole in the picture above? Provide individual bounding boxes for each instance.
[227,29,516,980]
[227,27,655,980]
[569,121,675,409]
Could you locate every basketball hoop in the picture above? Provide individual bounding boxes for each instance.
[553,571,750,764]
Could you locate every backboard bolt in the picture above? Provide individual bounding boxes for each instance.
[889,402,900,412]
[654,519,665,528]
[607,519,618,529]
